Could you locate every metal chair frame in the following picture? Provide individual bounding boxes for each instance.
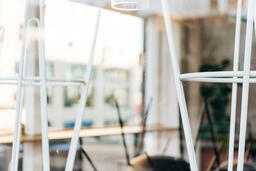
[1,0,101,170]
[3,0,256,170]
[161,0,255,171]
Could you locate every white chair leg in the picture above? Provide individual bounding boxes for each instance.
[65,10,101,171]
[10,18,30,171]
[228,0,242,171]
[161,0,198,170]
[38,7,51,170]
[237,0,255,170]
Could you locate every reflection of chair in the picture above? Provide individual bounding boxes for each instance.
[2,2,101,171]
[5,0,255,171]
[160,0,255,170]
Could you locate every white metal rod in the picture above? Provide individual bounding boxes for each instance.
[0,82,84,87]
[182,77,256,83]
[46,81,85,86]
[0,80,85,86]
[228,0,242,170]
[0,82,17,85]
[47,78,86,84]
[180,71,256,79]
[29,81,85,86]
[23,77,86,84]
[39,0,50,169]
[180,71,241,79]
[4,77,256,85]
[0,77,18,81]
[65,10,101,171]
[8,69,256,84]
[10,14,32,171]
[161,0,198,170]
[0,76,85,83]
[22,81,85,86]
[11,88,25,171]
[6,73,256,85]
[237,0,255,170]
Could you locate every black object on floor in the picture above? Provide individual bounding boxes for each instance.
[127,154,190,171]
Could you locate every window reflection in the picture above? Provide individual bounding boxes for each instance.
[63,63,95,107]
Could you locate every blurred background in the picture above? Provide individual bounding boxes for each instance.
[0,0,256,170]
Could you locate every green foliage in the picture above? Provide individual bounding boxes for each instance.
[199,60,231,142]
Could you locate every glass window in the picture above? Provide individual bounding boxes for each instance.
[63,63,95,80]
[104,68,129,83]
[104,68,130,107]
[63,85,94,107]
[63,63,95,107]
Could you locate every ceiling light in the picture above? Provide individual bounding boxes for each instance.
[111,0,149,11]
